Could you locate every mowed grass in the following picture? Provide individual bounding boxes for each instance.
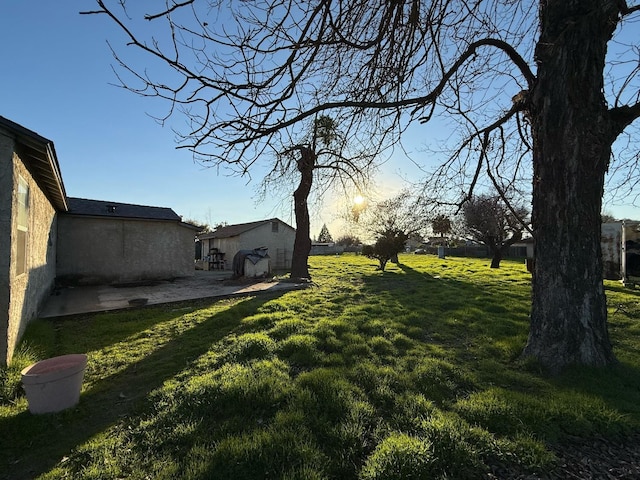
[2,254,640,479]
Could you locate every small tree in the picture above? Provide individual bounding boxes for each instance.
[317,224,334,243]
[362,229,409,271]
[432,215,452,242]
[354,191,422,270]
[463,194,529,269]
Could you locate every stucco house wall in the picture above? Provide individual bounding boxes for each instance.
[1,120,62,365]
[57,200,198,285]
[199,219,295,271]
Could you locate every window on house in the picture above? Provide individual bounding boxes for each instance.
[16,175,29,275]
[272,221,279,233]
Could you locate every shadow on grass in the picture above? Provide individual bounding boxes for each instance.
[0,292,285,480]
[363,262,640,434]
[361,262,529,361]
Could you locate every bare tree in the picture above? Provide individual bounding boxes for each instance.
[357,192,421,270]
[260,115,375,279]
[85,1,640,372]
[463,194,529,268]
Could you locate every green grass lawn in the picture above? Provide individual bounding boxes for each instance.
[2,254,640,479]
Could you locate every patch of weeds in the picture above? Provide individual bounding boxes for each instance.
[277,334,321,367]
[417,411,494,479]
[368,335,397,357]
[182,359,292,420]
[454,387,630,442]
[390,332,415,351]
[360,432,434,480]
[205,424,329,479]
[269,318,309,340]
[349,362,401,411]
[389,393,436,433]
[409,357,476,405]
[224,332,276,362]
[241,312,281,330]
[294,368,365,422]
[0,344,40,405]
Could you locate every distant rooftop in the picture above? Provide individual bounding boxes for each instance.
[65,197,182,222]
[198,218,294,239]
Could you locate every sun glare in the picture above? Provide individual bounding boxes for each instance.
[354,195,365,205]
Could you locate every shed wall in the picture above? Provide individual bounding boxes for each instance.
[57,216,195,285]
[210,222,294,271]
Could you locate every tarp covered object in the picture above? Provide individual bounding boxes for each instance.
[232,247,270,278]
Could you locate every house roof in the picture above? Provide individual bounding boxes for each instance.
[65,197,182,221]
[0,116,68,211]
[198,218,295,240]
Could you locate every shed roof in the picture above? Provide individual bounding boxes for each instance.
[198,218,295,240]
[65,197,182,221]
[0,116,68,211]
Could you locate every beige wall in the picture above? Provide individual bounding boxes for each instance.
[0,136,58,364]
[207,221,295,271]
[57,216,196,285]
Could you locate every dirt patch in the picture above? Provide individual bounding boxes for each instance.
[487,432,640,479]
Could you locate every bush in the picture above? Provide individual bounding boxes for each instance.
[362,229,409,271]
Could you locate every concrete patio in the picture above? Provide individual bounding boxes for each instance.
[40,270,305,318]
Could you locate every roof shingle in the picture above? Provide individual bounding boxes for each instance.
[65,197,181,221]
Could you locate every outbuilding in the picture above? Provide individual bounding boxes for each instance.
[197,218,295,271]
[57,198,199,286]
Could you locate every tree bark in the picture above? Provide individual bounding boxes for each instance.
[290,148,314,279]
[523,0,618,372]
[490,251,502,269]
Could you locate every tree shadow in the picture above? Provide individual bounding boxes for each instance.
[370,260,640,434]
[1,292,286,480]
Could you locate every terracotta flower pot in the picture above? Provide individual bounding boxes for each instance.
[21,354,88,414]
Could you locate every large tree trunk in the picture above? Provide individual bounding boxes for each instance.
[290,148,314,279]
[523,0,618,372]
[490,251,502,269]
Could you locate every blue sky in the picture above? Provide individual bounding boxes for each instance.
[1,2,638,238]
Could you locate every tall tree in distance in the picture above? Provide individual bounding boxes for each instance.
[463,194,529,269]
[317,224,334,243]
[87,1,640,372]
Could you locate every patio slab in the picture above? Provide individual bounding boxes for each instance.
[40,270,305,318]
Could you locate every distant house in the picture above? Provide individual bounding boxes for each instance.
[1,116,68,365]
[57,198,199,285]
[197,218,295,271]
[602,221,640,283]
[0,116,198,365]
[310,242,344,255]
